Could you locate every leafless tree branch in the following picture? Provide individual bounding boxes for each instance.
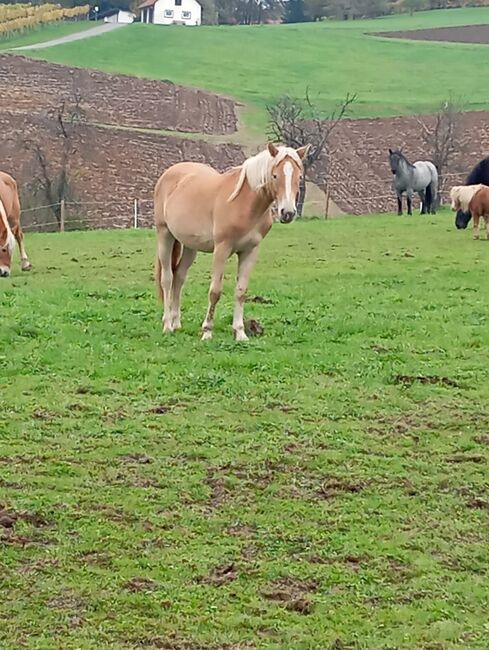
[266,90,357,215]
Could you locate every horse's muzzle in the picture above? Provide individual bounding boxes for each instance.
[279,209,296,224]
[0,267,11,278]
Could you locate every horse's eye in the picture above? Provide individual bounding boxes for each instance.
[272,173,277,180]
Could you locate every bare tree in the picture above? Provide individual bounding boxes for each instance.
[22,80,86,226]
[416,97,465,206]
[266,89,357,215]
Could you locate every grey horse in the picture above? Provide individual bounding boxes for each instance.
[389,149,438,216]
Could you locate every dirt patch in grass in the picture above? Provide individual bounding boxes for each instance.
[123,577,158,592]
[474,435,489,446]
[119,453,154,464]
[465,498,489,510]
[393,374,460,388]
[244,319,264,337]
[196,562,239,586]
[318,477,367,499]
[0,506,51,529]
[79,549,113,567]
[262,577,318,614]
[308,553,368,570]
[247,295,274,305]
[129,638,252,649]
[446,454,486,464]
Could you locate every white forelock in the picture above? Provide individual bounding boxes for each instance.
[450,184,484,211]
[228,146,301,202]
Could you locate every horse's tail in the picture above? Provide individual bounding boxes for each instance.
[430,165,438,213]
[425,182,432,213]
[155,240,182,302]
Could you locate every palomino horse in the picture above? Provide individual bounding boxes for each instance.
[454,156,489,230]
[154,142,310,341]
[389,149,438,215]
[450,184,489,240]
[0,171,31,277]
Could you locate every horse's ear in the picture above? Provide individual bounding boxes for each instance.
[296,144,311,160]
[388,148,393,155]
[268,142,279,158]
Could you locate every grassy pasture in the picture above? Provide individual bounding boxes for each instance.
[1,215,488,649]
[24,8,489,131]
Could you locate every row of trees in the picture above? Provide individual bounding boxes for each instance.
[283,0,478,24]
[1,0,486,25]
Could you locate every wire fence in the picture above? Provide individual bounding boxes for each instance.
[20,172,468,232]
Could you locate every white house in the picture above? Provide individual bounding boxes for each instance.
[138,0,202,26]
[102,9,135,23]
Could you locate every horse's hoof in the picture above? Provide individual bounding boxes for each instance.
[234,330,249,342]
[21,263,32,272]
[201,330,212,341]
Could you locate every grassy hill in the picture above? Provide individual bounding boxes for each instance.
[23,8,489,131]
[1,216,488,649]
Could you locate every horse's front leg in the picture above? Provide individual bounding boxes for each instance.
[202,242,231,341]
[406,189,413,216]
[233,246,260,342]
[397,193,403,216]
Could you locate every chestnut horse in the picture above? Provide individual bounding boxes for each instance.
[154,143,310,341]
[451,184,489,240]
[0,171,31,277]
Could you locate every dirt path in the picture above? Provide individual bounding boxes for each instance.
[13,23,127,51]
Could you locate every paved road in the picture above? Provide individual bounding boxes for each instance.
[14,22,127,51]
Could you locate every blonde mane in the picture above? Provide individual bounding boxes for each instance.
[450,184,484,211]
[0,198,15,253]
[228,146,301,202]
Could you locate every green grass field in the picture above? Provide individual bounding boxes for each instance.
[0,20,94,51]
[25,8,489,131]
[1,216,488,649]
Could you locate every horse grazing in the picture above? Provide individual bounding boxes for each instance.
[455,156,489,230]
[450,184,489,240]
[0,171,31,278]
[388,149,438,216]
[154,142,310,341]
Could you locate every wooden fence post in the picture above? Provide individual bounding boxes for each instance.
[133,199,138,229]
[60,199,65,232]
[325,186,330,220]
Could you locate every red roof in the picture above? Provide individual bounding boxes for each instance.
[138,0,157,8]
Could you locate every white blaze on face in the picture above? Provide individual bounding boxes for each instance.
[278,161,296,217]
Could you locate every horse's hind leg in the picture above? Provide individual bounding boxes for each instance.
[202,242,231,341]
[473,212,481,240]
[171,246,196,330]
[156,225,176,332]
[418,190,426,214]
[11,223,32,271]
